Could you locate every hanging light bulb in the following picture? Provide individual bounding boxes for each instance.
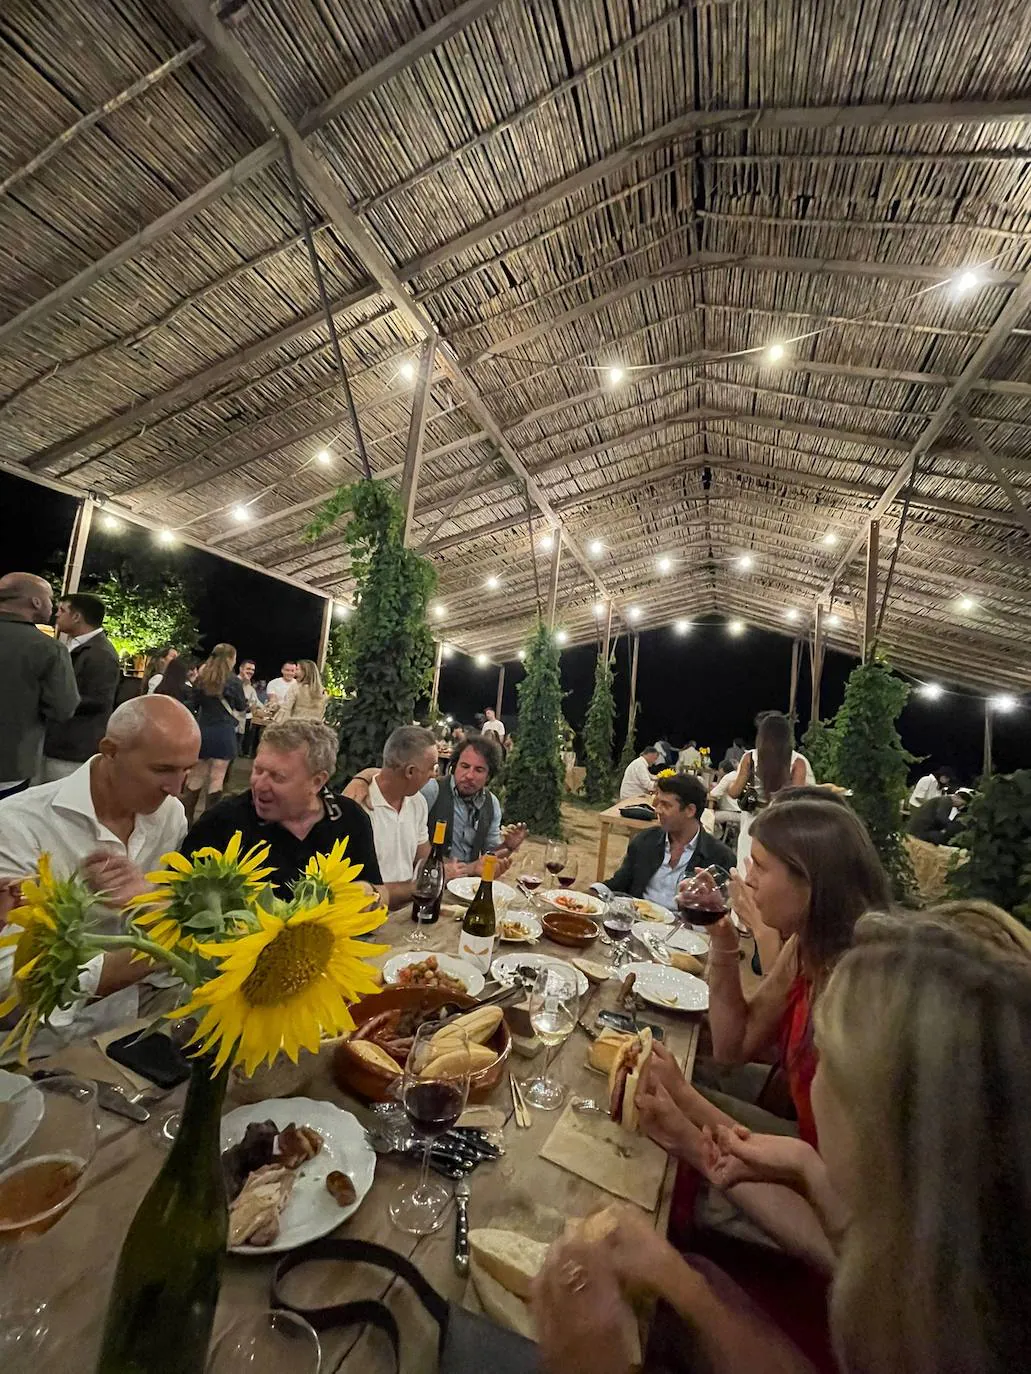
[539,532,554,552]
[441,644,453,660]
[399,359,417,382]
[588,540,604,558]
[431,602,446,620]
[656,555,672,575]
[728,619,745,636]
[156,529,176,546]
[919,682,944,701]
[593,602,606,617]
[517,649,526,661]
[765,343,786,365]
[475,652,489,668]
[556,629,568,645]
[231,504,250,523]
[674,619,691,635]
[606,365,625,387]
[627,606,641,623]
[990,693,1017,712]
[333,603,350,620]
[956,595,977,613]
[316,449,332,465]
[952,270,980,296]
[485,575,500,591]
[826,613,842,628]
[822,531,838,547]
[101,514,123,533]
[784,608,800,623]
[737,554,754,572]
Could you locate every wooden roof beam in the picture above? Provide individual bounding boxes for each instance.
[959,409,1031,541]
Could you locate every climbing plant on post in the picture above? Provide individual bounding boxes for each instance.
[303,480,436,777]
[830,661,915,899]
[583,652,616,802]
[503,621,564,837]
[618,701,640,779]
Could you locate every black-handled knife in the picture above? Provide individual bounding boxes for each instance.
[454,1177,470,1275]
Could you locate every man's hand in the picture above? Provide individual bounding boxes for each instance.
[532,1237,638,1374]
[0,877,24,927]
[81,851,152,909]
[499,823,528,853]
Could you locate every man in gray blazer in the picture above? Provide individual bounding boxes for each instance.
[41,592,122,782]
[0,572,78,799]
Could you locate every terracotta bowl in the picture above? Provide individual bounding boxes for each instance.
[332,986,511,1104]
[540,912,600,948]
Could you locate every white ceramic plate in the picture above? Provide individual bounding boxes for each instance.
[624,961,709,1013]
[541,890,606,919]
[490,952,589,999]
[382,950,486,997]
[632,923,709,957]
[0,1069,44,1170]
[221,1097,375,1255]
[498,915,543,943]
[446,877,519,907]
[629,898,675,925]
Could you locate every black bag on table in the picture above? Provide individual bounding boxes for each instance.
[619,804,657,821]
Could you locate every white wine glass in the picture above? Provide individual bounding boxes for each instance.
[206,1310,321,1372]
[389,1024,471,1235]
[522,965,579,1110]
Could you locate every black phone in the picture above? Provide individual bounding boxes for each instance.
[105,1031,191,1089]
[595,1010,665,1041]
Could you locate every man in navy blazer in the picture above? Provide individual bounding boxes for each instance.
[41,592,122,782]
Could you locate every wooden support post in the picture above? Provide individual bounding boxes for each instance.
[862,519,880,661]
[62,496,94,595]
[400,336,437,544]
[546,531,562,629]
[628,632,640,737]
[495,664,505,717]
[788,638,800,720]
[810,605,825,724]
[316,597,332,671]
[602,601,613,663]
[983,701,993,779]
[429,640,444,717]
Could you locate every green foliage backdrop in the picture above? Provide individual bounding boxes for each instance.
[83,560,198,658]
[949,771,1031,924]
[583,653,616,802]
[801,719,840,784]
[304,480,436,777]
[503,622,564,837]
[617,700,640,779]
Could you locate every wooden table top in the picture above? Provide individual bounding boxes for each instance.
[598,794,659,828]
[18,896,702,1373]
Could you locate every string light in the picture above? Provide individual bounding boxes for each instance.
[431,602,446,620]
[952,270,980,296]
[784,608,800,623]
[728,619,745,636]
[736,554,754,572]
[231,504,250,522]
[826,613,842,628]
[316,449,332,465]
[539,532,554,552]
[990,693,1017,712]
[556,629,568,645]
[445,715,453,724]
[333,603,350,620]
[822,532,838,547]
[101,514,123,533]
[606,365,625,387]
[588,539,604,558]
[156,529,176,546]
[399,359,417,382]
[441,644,453,660]
[674,619,691,635]
[485,575,500,591]
[517,649,526,661]
[918,682,944,701]
[956,595,977,613]
[475,652,489,668]
[628,606,641,622]
[765,343,786,364]
[593,602,606,617]
[656,555,672,575]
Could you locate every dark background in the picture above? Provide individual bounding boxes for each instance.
[4,470,1026,784]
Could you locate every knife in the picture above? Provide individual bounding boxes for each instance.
[32,1069,150,1122]
[454,1177,471,1276]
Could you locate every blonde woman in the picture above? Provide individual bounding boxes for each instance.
[182,643,246,824]
[531,911,1031,1374]
[278,658,327,722]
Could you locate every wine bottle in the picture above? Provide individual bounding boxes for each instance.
[459,853,497,973]
[95,1058,229,1374]
[412,820,448,925]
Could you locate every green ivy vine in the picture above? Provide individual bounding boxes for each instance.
[949,770,1031,924]
[583,652,616,802]
[503,621,565,837]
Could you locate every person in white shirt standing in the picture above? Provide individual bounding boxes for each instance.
[0,695,201,1058]
[481,707,505,742]
[908,767,954,810]
[619,744,661,800]
[266,661,298,710]
[342,725,438,907]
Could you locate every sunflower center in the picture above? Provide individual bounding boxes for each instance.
[241,923,335,1006]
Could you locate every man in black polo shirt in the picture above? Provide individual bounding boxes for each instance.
[181,720,382,896]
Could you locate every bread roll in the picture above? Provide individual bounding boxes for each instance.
[429,1005,503,1048]
[587,1028,635,1074]
[669,951,704,976]
[420,1043,496,1078]
[348,1040,400,1075]
[468,1228,550,1300]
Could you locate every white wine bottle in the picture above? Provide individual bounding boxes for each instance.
[459,853,497,973]
[94,1060,229,1373]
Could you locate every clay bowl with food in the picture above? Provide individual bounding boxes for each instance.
[540,911,601,948]
[332,986,511,1104]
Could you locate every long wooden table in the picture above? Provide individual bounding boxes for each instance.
[18,897,702,1373]
[595,793,658,881]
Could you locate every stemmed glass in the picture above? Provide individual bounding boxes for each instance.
[544,840,568,893]
[522,965,579,1110]
[517,850,545,912]
[389,1024,470,1235]
[556,857,579,890]
[206,1311,322,1372]
[0,1075,100,1366]
[676,866,732,927]
[602,896,636,975]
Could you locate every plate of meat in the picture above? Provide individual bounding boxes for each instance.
[220,1098,375,1254]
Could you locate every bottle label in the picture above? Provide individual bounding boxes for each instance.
[458,931,495,974]
[481,854,497,882]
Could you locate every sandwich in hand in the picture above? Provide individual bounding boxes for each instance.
[607,1026,653,1131]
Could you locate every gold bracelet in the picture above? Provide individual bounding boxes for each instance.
[708,948,741,964]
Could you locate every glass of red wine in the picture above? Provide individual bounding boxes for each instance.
[676,865,732,927]
[544,840,568,893]
[389,1024,471,1235]
[556,857,579,890]
[602,896,636,974]
[518,851,545,911]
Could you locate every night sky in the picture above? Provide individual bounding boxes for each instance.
[3,469,1026,783]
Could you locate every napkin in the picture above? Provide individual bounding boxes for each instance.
[539,1101,668,1210]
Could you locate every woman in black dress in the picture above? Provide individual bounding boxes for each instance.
[182,643,246,824]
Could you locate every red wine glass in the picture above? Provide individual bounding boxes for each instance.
[389,1024,470,1235]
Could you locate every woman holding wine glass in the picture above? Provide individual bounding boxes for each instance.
[522,965,579,1110]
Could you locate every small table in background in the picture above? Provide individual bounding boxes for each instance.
[595,793,658,881]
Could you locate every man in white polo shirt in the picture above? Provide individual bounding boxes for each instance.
[343,725,438,906]
[0,695,200,1057]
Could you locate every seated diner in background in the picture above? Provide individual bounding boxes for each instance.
[181,720,382,899]
[418,733,527,878]
[0,695,201,1056]
[905,787,973,845]
[594,773,733,910]
[531,912,1031,1374]
[618,742,661,800]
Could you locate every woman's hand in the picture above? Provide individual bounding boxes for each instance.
[635,1076,695,1160]
[641,1040,686,1097]
[729,865,760,932]
[532,1237,638,1374]
[705,1123,815,1190]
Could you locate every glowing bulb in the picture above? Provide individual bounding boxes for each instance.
[957,595,977,613]
[517,649,526,661]
[431,602,445,620]
[231,504,250,522]
[475,653,489,668]
[399,359,417,382]
[539,532,554,552]
[765,343,785,364]
[952,270,980,295]
[101,514,123,533]
[826,613,842,628]
[627,606,641,623]
[784,608,800,623]
[674,619,691,635]
[485,575,500,591]
[606,365,625,387]
[657,555,672,575]
[728,619,745,636]
[588,539,604,558]
[156,528,176,546]
[919,682,944,701]
[316,448,332,465]
[593,602,606,617]
[990,693,1017,712]
[556,629,568,645]
[441,644,453,660]
[445,714,453,724]
[737,554,754,571]
[333,603,350,619]
[822,531,838,547]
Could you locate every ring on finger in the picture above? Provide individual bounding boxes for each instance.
[559,1259,589,1293]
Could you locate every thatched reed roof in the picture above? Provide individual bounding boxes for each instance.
[1,0,1030,693]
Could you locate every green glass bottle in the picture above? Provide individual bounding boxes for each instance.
[95,1057,229,1373]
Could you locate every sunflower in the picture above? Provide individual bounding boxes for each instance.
[177,894,389,1075]
[656,767,677,779]
[129,831,274,951]
[0,855,101,1060]
[292,836,367,907]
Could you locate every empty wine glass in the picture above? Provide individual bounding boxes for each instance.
[522,964,579,1110]
[206,1311,321,1372]
[389,1024,471,1235]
